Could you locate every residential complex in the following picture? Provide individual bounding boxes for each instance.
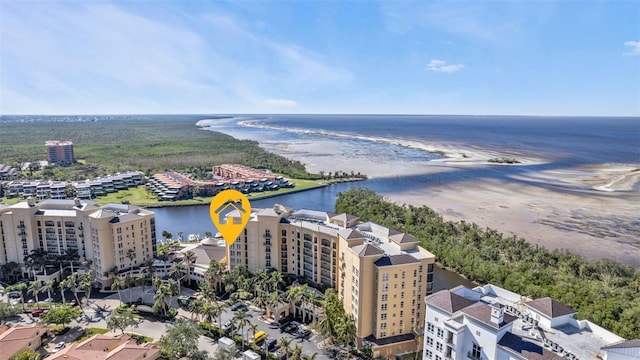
[224,205,436,358]
[423,284,631,360]
[45,140,75,166]
[148,168,293,201]
[49,333,161,360]
[0,324,49,360]
[3,171,144,200]
[0,198,156,287]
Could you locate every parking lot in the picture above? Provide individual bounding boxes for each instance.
[215,301,330,359]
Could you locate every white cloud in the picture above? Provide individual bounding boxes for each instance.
[426,59,464,73]
[623,41,640,56]
[264,99,298,107]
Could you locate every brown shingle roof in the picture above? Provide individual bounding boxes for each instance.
[357,244,385,257]
[389,233,419,244]
[425,290,476,314]
[374,254,419,267]
[461,302,518,329]
[525,297,576,318]
[338,228,363,240]
[498,332,564,360]
[601,339,640,350]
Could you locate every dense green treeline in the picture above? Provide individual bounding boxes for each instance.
[0,117,318,180]
[335,188,640,339]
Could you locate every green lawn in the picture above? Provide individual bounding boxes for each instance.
[76,327,109,342]
[90,179,325,208]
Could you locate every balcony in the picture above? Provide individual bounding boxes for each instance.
[264,240,271,246]
[446,333,454,345]
[263,233,271,239]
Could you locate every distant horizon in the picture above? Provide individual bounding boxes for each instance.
[1,113,639,118]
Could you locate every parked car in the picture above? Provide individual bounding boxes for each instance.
[8,291,21,299]
[31,308,45,317]
[69,299,77,306]
[261,338,277,351]
[53,342,66,352]
[222,321,233,332]
[230,302,247,311]
[43,297,54,303]
[295,328,311,339]
[281,322,298,334]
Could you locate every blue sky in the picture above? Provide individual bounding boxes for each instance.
[1,1,638,116]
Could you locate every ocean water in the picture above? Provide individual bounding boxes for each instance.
[198,115,640,166]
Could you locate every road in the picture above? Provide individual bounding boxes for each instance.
[7,286,332,359]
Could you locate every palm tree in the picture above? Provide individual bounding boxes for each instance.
[289,344,303,360]
[153,284,170,316]
[205,259,225,295]
[267,290,285,322]
[168,262,184,293]
[65,249,79,272]
[66,274,82,309]
[278,336,292,360]
[334,315,356,347]
[28,280,42,308]
[301,353,318,360]
[7,283,27,311]
[42,279,55,300]
[268,271,284,293]
[144,258,155,283]
[136,272,147,298]
[126,248,136,277]
[124,274,134,303]
[189,298,204,321]
[182,250,197,287]
[249,322,259,339]
[287,284,306,322]
[177,231,183,242]
[213,301,227,330]
[201,301,217,323]
[112,278,126,305]
[233,310,251,350]
[165,278,179,307]
[80,270,94,306]
[103,266,118,289]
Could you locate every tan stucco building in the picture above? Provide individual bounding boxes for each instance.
[225,205,436,357]
[0,198,156,287]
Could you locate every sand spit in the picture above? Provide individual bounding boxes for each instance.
[264,139,640,267]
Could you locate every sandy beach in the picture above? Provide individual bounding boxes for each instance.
[262,139,640,267]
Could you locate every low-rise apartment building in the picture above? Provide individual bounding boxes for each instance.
[225,205,436,358]
[0,324,49,360]
[0,198,156,287]
[423,284,631,360]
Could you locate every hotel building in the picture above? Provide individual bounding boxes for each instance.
[423,284,632,360]
[225,205,436,357]
[45,140,75,165]
[0,198,156,287]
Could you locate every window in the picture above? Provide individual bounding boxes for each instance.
[380,332,386,337]
[381,304,388,311]
[426,337,433,346]
[381,313,387,320]
[382,284,388,292]
[425,349,433,359]
[382,273,389,281]
[380,323,387,329]
[436,342,443,352]
[427,323,435,333]
[472,344,482,359]
[381,294,388,301]
[437,328,444,338]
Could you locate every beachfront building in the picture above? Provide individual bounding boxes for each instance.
[423,284,627,360]
[224,205,436,358]
[45,140,75,166]
[0,198,156,287]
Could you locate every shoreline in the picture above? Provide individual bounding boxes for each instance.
[203,125,640,267]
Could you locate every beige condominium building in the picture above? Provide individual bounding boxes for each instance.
[225,205,436,357]
[0,198,156,287]
[45,140,75,165]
